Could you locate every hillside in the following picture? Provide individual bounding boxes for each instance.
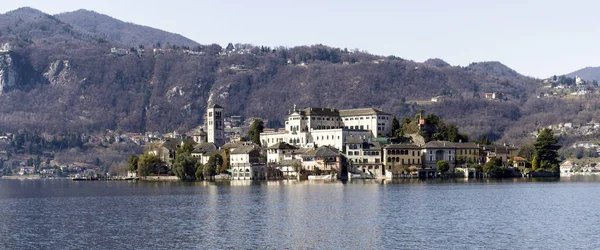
[566,66,600,82]
[1,7,591,146]
[56,9,199,47]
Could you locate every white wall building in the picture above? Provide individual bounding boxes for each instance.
[260,106,390,151]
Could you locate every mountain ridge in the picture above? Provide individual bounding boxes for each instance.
[56,9,199,47]
[566,66,600,82]
[2,7,598,147]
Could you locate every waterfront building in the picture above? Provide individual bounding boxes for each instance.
[482,144,519,166]
[230,144,265,180]
[300,146,343,175]
[454,142,481,166]
[423,141,457,170]
[384,144,423,177]
[346,136,384,178]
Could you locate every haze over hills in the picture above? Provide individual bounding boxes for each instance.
[1,7,599,146]
[566,66,600,82]
[56,9,199,47]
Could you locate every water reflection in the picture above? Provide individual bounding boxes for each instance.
[1,178,600,249]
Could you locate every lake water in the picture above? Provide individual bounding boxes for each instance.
[1,177,599,249]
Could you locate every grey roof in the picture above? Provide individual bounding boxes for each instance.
[345,136,365,144]
[385,143,421,149]
[299,107,339,117]
[230,145,260,155]
[280,159,301,166]
[284,148,312,156]
[424,141,455,149]
[339,108,390,117]
[267,142,299,150]
[363,141,382,151]
[163,138,197,151]
[192,142,218,154]
[453,142,479,149]
[303,146,342,157]
[222,142,251,150]
[162,138,181,151]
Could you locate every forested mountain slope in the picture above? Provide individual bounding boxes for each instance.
[2,7,589,145]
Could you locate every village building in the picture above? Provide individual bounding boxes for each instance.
[482,144,519,166]
[267,142,299,163]
[512,156,528,168]
[383,144,423,178]
[191,142,220,165]
[454,142,481,166]
[346,136,384,178]
[423,141,457,170]
[300,146,344,176]
[484,92,504,100]
[230,144,265,180]
[18,166,35,176]
[192,128,208,144]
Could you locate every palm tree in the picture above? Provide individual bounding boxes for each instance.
[322,157,329,175]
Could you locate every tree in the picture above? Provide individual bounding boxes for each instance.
[172,154,199,181]
[177,141,195,156]
[203,154,223,180]
[137,153,163,177]
[220,149,230,173]
[437,160,449,174]
[518,143,535,160]
[391,117,400,137]
[534,128,560,172]
[248,119,264,146]
[292,160,303,173]
[127,154,139,172]
[484,158,505,177]
[195,163,204,180]
[314,166,322,175]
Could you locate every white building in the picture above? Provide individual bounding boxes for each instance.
[422,141,457,170]
[207,104,225,147]
[230,144,265,180]
[260,105,391,151]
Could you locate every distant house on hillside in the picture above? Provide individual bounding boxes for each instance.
[484,92,504,100]
[110,47,128,56]
[0,43,11,53]
[431,96,446,102]
[18,166,35,176]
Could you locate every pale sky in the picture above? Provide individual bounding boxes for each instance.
[1,0,598,78]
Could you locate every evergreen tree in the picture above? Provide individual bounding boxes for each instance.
[203,154,223,180]
[391,117,400,137]
[534,128,560,172]
[127,154,139,172]
[173,154,199,181]
[248,119,264,146]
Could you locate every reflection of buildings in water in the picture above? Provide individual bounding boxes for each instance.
[229,180,254,186]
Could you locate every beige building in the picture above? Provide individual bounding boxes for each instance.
[384,144,422,176]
